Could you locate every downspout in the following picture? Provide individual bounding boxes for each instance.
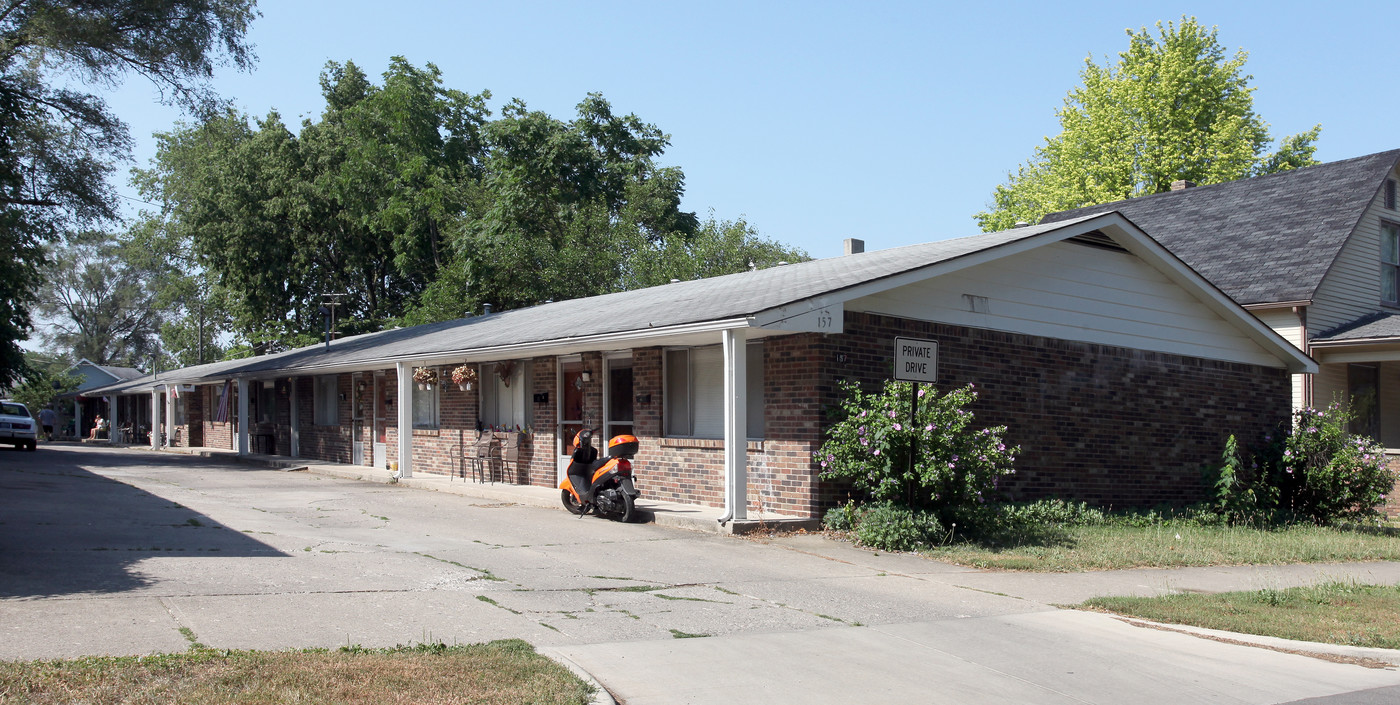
[718,328,748,526]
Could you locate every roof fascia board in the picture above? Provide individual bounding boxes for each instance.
[1309,336,1400,348]
[1243,301,1311,310]
[200,317,758,381]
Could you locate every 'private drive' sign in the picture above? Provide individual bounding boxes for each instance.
[893,337,938,383]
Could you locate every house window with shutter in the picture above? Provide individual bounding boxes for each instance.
[1383,220,1400,304]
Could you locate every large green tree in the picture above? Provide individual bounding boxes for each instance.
[975,17,1320,232]
[136,59,492,350]
[0,0,256,384]
[35,230,162,366]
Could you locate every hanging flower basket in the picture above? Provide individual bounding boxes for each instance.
[451,365,478,391]
[412,367,438,390]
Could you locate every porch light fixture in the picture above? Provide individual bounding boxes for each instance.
[580,371,592,382]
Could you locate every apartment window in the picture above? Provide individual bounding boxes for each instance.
[412,370,440,429]
[664,342,764,439]
[1383,220,1400,304]
[481,361,528,429]
[254,381,275,424]
[314,375,339,426]
[1386,179,1397,210]
[174,393,187,425]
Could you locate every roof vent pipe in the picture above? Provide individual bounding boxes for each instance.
[844,238,864,255]
[483,303,493,315]
[1013,222,1030,228]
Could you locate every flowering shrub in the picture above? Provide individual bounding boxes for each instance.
[815,380,1019,524]
[1270,404,1397,523]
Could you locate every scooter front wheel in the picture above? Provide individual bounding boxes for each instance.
[561,489,587,515]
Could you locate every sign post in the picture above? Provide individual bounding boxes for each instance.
[893,338,937,505]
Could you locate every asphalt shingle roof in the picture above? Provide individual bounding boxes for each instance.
[224,217,1087,375]
[88,216,1102,390]
[1312,312,1400,343]
[1041,150,1400,306]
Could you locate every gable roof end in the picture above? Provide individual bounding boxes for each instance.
[1041,149,1400,306]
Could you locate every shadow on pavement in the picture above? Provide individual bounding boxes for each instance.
[0,447,285,598]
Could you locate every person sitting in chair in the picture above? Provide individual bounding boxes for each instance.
[87,415,107,440]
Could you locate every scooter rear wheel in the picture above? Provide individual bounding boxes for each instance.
[561,489,587,515]
[608,491,635,523]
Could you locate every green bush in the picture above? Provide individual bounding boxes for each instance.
[822,501,859,532]
[816,379,1019,529]
[853,503,945,551]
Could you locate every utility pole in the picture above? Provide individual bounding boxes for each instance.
[318,293,347,349]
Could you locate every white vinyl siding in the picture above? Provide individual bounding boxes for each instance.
[848,240,1282,368]
[664,343,763,439]
[1251,307,1308,410]
[1310,164,1400,332]
[314,375,338,426]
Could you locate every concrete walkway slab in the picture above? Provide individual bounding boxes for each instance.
[553,611,1400,705]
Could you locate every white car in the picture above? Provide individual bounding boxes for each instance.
[0,400,38,451]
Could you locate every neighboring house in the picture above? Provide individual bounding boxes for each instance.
[86,212,1312,521]
[1043,149,1400,449]
[60,359,144,438]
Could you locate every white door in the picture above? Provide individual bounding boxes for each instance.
[557,358,585,483]
[372,374,387,469]
[350,374,363,466]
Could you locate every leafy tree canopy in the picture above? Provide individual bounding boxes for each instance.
[138,58,807,350]
[0,0,256,384]
[975,17,1320,232]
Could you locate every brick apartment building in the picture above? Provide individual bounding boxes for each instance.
[87,212,1313,521]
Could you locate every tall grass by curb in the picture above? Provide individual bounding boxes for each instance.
[0,640,594,705]
[921,523,1400,572]
[1082,582,1400,650]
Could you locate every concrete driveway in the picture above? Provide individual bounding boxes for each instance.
[3,445,1399,704]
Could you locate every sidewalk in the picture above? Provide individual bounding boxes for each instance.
[155,444,819,536]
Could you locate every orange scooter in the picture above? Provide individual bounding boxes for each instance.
[559,432,641,522]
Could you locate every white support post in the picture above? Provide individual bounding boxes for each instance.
[722,328,749,522]
[165,385,175,448]
[396,362,413,478]
[108,395,119,445]
[237,378,250,455]
[149,390,159,450]
[73,398,80,440]
[289,377,300,458]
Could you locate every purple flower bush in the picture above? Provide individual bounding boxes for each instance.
[814,380,1019,519]
[1271,403,1398,522]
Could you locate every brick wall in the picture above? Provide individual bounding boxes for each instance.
[1383,455,1400,519]
[192,308,1293,519]
[819,312,1293,510]
[200,383,235,450]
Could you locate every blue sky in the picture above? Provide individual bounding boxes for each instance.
[104,0,1399,259]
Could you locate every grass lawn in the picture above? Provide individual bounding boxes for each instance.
[0,640,593,705]
[922,523,1400,572]
[1082,582,1400,650]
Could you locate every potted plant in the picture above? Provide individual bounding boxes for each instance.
[451,364,478,391]
[412,366,438,390]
